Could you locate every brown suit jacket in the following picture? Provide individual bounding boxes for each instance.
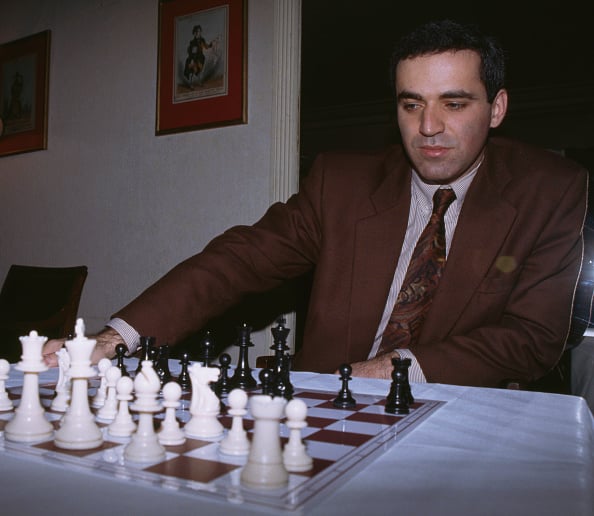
[114,137,588,387]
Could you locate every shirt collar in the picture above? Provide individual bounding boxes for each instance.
[411,155,483,209]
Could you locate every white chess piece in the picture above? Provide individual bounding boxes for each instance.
[158,381,185,446]
[184,363,223,439]
[51,348,71,412]
[96,366,121,422]
[124,360,165,462]
[219,388,250,456]
[91,358,112,409]
[283,398,313,472]
[0,358,14,411]
[240,394,288,489]
[4,331,54,442]
[54,319,103,450]
[108,375,136,438]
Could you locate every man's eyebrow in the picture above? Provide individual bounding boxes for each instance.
[397,89,479,101]
[397,90,422,101]
[439,89,478,100]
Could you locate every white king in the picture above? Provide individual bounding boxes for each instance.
[64,318,97,377]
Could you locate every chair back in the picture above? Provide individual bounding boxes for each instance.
[0,264,88,362]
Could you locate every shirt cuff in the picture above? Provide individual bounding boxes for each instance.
[106,318,140,355]
[396,348,427,383]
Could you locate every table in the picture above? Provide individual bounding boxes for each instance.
[1,363,593,516]
[573,331,594,414]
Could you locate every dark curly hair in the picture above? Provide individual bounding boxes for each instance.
[389,19,506,103]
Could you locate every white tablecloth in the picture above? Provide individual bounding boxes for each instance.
[573,333,594,414]
[1,363,593,516]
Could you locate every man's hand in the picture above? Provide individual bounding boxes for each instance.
[42,327,126,367]
[42,338,66,367]
[346,352,400,380]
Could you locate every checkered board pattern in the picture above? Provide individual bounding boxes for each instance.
[0,381,443,513]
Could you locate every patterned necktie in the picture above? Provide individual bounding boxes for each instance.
[379,188,456,353]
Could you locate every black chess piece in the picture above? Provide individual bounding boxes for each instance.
[199,330,215,367]
[273,353,294,400]
[213,352,232,397]
[177,352,192,391]
[135,336,156,374]
[149,346,159,367]
[155,344,172,386]
[268,317,294,399]
[259,368,274,396]
[333,363,357,409]
[229,324,257,390]
[115,343,129,377]
[270,316,291,367]
[398,357,414,405]
[385,357,411,414]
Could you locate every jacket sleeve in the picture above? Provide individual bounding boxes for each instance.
[111,161,327,346]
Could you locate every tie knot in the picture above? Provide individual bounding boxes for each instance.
[432,188,456,216]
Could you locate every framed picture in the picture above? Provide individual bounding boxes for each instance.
[0,30,51,157]
[156,0,247,135]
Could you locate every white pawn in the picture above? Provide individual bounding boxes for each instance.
[91,358,112,409]
[51,348,71,412]
[108,375,136,438]
[124,360,165,463]
[283,398,313,472]
[158,381,185,446]
[0,359,13,411]
[96,366,122,422]
[219,388,250,456]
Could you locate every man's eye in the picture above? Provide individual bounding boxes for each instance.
[446,102,465,110]
[401,102,421,111]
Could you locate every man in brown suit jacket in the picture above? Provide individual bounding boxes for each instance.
[44,20,588,388]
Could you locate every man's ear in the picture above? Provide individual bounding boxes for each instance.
[490,89,508,129]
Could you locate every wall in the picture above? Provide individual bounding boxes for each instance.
[0,0,278,356]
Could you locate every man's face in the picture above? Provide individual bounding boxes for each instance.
[395,50,507,184]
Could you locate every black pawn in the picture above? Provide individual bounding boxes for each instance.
[385,358,411,414]
[213,353,232,397]
[156,344,172,386]
[259,368,274,396]
[135,336,156,374]
[229,324,257,390]
[333,363,357,409]
[199,330,215,367]
[177,352,192,391]
[115,343,129,377]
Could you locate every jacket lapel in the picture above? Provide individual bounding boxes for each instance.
[347,156,412,358]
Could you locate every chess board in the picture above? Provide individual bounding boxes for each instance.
[0,380,443,513]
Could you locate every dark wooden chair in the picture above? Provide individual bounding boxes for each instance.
[0,265,88,363]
